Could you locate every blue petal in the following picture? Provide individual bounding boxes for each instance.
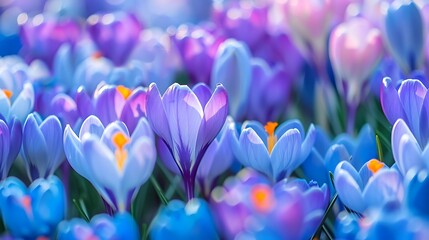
[271,128,302,180]
[238,128,271,178]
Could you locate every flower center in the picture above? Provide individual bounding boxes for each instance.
[112,132,129,171]
[251,184,274,213]
[264,122,278,154]
[92,51,103,59]
[368,159,384,174]
[116,85,132,100]
[2,89,12,99]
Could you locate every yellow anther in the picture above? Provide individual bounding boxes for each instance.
[368,159,384,174]
[2,89,12,99]
[116,85,132,100]
[112,132,129,171]
[264,122,278,154]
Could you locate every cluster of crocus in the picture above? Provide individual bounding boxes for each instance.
[1,0,429,239]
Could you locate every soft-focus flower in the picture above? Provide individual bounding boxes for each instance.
[330,17,383,109]
[0,117,22,180]
[64,115,156,212]
[0,81,34,123]
[146,82,228,200]
[284,0,333,61]
[385,1,424,73]
[149,198,219,240]
[87,12,143,66]
[212,1,268,49]
[406,169,429,218]
[21,113,64,181]
[0,176,66,239]
[381,78,429,146]
[247,59,292,123]
[334,160,404,214]
[171,25,224,84]
[211,39,251,120]
[211,168,329,239]
[19,15,82,67]
[230,120,315,181]
[391,119,429,178]
[58,212,139,240]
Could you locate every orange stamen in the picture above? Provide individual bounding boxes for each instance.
[116,85,132,100]
[368,159,384,174]
[92,51,103,59]
[112,132,129,171]
[264,122,278,154]
[21,196,31,212]
[251,185,274,213]
[2,89,12,99]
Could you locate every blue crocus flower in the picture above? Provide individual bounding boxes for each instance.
[0,117,22,180]
[211,39,251,121]
[149,198,219,240]
[58,212,139,240]
[334,160,404,214]
[385,1,424,73]
[391,119,429,178]
[21,113,64,181]
[0,81,34,123]
[406,169,429,218]
[64,115,156,212]
[0,176,66,239]
[230,119,315,181]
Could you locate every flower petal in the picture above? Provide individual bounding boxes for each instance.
[271,128,302,180]
[238,128,271,178]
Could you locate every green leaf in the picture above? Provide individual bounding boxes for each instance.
[150,176,168,205]
[72,198,90,222]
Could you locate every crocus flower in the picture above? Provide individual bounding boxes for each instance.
[0,81,34,123]
[211,168,329,239]
[211,39,251,120]
[149,198,219,240]
[329,17,383,132]
[391,119,429,178]
[0,117,22,179]
[334,160,404,214]
[385,1,424,73]
[171,25,224,84]
[58,212,139,240]
[406,169,429,218]
[284,0,333,62]
[87,12,143,66]
[73,54,114,95]
[381,78,429,146]
[146,82,228,200]
[64,115,156,212]
[212,1,268,49]
[158,116,234,197]
[230,119,315,181]
[0,176,66,239]
[21,113,64,181]
[75,84,147,133]
[19,15,82,67]
[247,59,292,123]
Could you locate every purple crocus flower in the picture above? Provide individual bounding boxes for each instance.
[211,168,329,239]
[146,82,228,200]
[247,59,292,123]
[0,117,22,179]
[334,160,404,214]
[171,25,225,84]
[212,1,268,49]
[229,119,315,181]
[64,115,156,212]
[380,78,429,146]
[21,113,64,181]
[75,84,147,133]
[158,116,234,197]
[87,12,143,66]
[19,15,82,67]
